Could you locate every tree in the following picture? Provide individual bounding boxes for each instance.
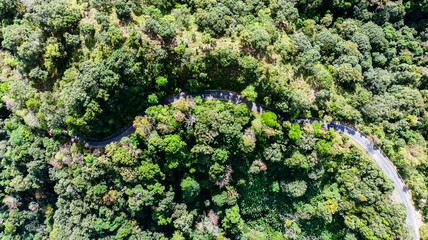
[134,115,152,137]
[1,24,31,52]
[280,180,307,198]
[351,32,371,53]
[241,85,258,101]
[335,63,363,84]
[138,160,165,183]
[297,48,321,71]
[374,1,405,28]
[292,33,312,52]
[148,94,159,104]
[79,21,95,43]
[32,0,81,34]
[158,16,177,40]
[222,206,244,235]
[180,177,200,203]
[239,134,256,153]
[145,0,178,12]
[420,224,428,240]
[196,4,233,35]
[43,39,63,72]
[272,1,299,29]
[364,68,391,93]
[163,134,186,154]
[314,65,334,89]
[316,139,332,156]
[285,150,309,169]
[9,126,31,146]
[17,38,43,73]
[317,31,338,54]
[172,203,194,234]
[316,201,333,223]
[209,162,226,181]
[313,121,322,135]
[335,19,359,39]
[147,132,165,153]
[114,0,133,20]
[105,143,139,166]
[29,67,49,83]
[156,76,168,87]
[250,26,271,51]
[264,143,285,163]
[64,32,80,48]
[0,0,20,19]
[361,22,385,46]
[288,123,303,141]
[353,1,373,21]
[261,111,277,127]
[212,148,228,163]
[144,17,161,35]
[92,183,108,199]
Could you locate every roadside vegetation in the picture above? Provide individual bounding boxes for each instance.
[0,0,427,239]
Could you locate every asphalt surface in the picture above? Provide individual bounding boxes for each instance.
[80,90,419,239]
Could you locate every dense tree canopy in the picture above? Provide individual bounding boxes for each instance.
[0,0,427,239]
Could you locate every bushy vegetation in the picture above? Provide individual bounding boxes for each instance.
[0,0,427,239]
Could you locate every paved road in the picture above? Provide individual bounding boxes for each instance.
[79,90,419,239]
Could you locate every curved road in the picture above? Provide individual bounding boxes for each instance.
[80,90,419,239]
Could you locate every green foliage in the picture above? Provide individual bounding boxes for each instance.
[32,0,81,33]
[213,148,228,163]
[335,63,363,84]
[1,24,31,52]
[264,143,284,162]
[209,162,226,181]
[44,40,63,72]
[196,4,233,35]
[155,76,168,87]
[314,65,334,89]
[180,177,200,203]
[93,183,108,198]
[79,21,96,43]
[212,189,237,207]
[148,93,159,104]
[421,224,428,240]
[84,153,94,163]
[163,134,186,154]
[138,160,165,182]
[115,0,133,20]
[106,142,140,166]
[316,139,332,156]
[260,111,277,127]
[0,0,19,19]
[241,84,258,101]
[9,126,31,146]
[250,26,271,51]
[240,134,256,153]
[0,1,426,239]
[222,206,244,235]
[361,22,385,46]
[285,150,309,169]
[280,180,307,198]
[16,38,43,72]
[288,123,303,141]
[364,68,391,93]
[272,1,299,28]
[313,121,322,135]
[29,67,49,83]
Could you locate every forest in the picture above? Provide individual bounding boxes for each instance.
[0,0,427,239]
